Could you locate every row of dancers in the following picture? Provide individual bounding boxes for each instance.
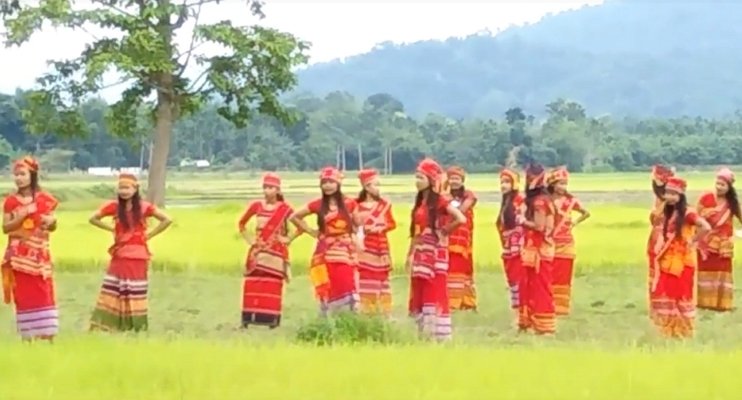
[1,156,737,341]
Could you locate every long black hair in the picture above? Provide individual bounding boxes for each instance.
[29,170,40,199]
[317,188,350,234]
[409,181,440,238]
[525,187,548,220]
[725,184,742,221]
[117,190,143,231]
[450,186,465,200]
[663,193,687,238]
[498,191,517,230]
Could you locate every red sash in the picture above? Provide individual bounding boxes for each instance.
[364,201,389,229]
[247,203,291,273]
[258,202,291,244]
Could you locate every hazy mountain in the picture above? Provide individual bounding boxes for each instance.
[295,0,742,118]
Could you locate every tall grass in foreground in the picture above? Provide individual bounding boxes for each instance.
[0,337,739,399]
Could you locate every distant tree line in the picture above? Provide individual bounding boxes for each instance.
[2,89,742,173]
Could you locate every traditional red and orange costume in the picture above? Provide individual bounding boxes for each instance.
[356,169,396,316]
[647,164,674,318]
[649,176,699,338]
[408,158,452,341]
[238,173,294,328]
[497,168,525,309]
[548,166,585,316]
[445,166,478,311]
[89,173,158,332]
[696,167,736,311]
[306,167,359,314]
[2,157,59,339]
[518,164,557,334]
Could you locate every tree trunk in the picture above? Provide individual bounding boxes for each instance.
[146,77,174,207]
[357,143,363,170]
[341,145,346,171]
[335,145,340,169]
[383,146,388,175]
[388,147,393,174]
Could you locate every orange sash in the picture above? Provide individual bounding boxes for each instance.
[652,212,696,290]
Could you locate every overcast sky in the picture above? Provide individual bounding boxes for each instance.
[0,0,601,100]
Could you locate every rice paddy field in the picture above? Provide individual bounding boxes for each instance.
[2,171,742,399]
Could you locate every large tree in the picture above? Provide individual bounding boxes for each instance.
[1,0,308,205]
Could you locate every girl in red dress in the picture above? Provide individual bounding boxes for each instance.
[695,167,742,311]
[238,173,301,328]
[2,156,59,341]
[650,176,710,338]
[547,166,590,316]
[445,166,478,311]
[290,167,362,315]
[88,173,172,332]
[355,169,396,316]
[518,163,557,335]
[497,168,525,316]
[407,158,466,341]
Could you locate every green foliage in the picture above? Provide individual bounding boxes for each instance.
[1,0,309,138]
[295,312,404,346]
[3,90,742,173]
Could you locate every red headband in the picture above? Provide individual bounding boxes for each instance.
[417,158,446,193]
[14,156,38,173]
[358,169,378,186]
[665,176,687,194]
[548,166,569,185]
[500,168,520,191]
[717,167,735,185]
[319,166,343,184]
[118,173,139,187]
[262,172,281,188]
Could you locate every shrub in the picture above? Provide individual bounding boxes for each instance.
[295,312,403,345]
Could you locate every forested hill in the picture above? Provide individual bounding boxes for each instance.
[295,0,742,119]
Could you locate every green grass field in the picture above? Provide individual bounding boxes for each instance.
[1,171,741,399]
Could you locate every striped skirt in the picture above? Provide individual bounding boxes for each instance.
[552,256,575,316]
[518,260,556,335]
[502,255,523,309]
[321,262,359,315]
[651,266,695,338]
[358,268,392,316]
[90,258,149,332]
[447,253,477,311]
[409,273,452,341]
[242,270,284,328]
[696,252,733,311]
[12,270,58,339]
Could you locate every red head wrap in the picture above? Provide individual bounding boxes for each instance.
[118,173,139,187]
[665,176,687,194]
[717,167,735,185]
[417,158,446,193]
[500,168,520,192]
[446,166,466,181]
[652,164,674,184]
[319,166,343,184]
[13,156,39,173]
[262,172,281,188]
[525,163,547,190]
[358,169,378,186]
[548,166,569,185]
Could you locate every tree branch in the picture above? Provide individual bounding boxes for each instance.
[177,0,204,77]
